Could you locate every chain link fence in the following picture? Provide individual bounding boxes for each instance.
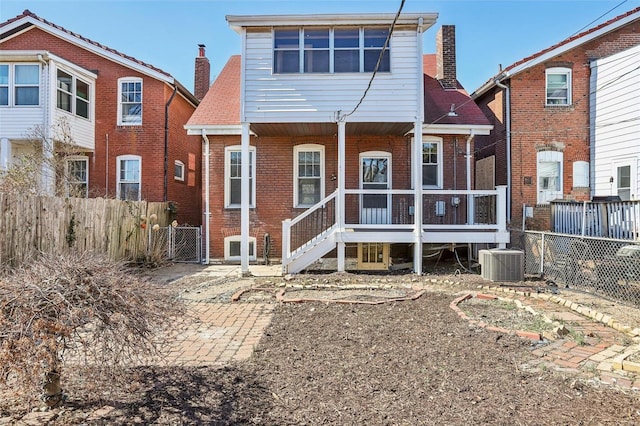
[148,226,202,263]
[511,230,640,307]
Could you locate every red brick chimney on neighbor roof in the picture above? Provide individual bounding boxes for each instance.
[436,25,457,89]
[194,44,210,101]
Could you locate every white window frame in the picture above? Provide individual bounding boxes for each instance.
[116,154,142,201]
[537,150,563,204]
[224,235,257,261]
[572,161,589,188]
[56,68,90,119]
[65,156,89,198]
[224,145,256,208]
[0,64,8,106]
[273,26,390,74]
[0,63,40,107]
[546,67,572,106]
[613,160,635,201]
[174,160,185,181]
[293,144,324,207]
[117,77,142,125]
[421,137,443,189]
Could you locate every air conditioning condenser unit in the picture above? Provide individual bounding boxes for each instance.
[479,249,524,282]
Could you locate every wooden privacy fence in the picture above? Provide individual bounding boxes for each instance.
[0,193,171,268]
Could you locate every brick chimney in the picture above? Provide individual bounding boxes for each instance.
[436,25,457,89]
[194,44,210,101]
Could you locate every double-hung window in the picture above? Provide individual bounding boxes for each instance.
[174,160,185,181]
[0,65,9,106]
[66,157,88,198]
[274,26,390,73]
[225,146,255,208]
[118,77,142,125]
[294,144,324,207]
[422,138,443,188]
[56,69,90,118]
[0,64,40,106]
[546,67,571,105]
[116,155,141,201]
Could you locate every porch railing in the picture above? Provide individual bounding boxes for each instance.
[282,190,337,259]
[551,200,640,240]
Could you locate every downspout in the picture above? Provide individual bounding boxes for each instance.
[164,84,178,201]
[494,78,511,224]
[201,130,210,264]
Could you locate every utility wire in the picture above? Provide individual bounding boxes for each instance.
[570,0,629,37]
[340,0,405,120]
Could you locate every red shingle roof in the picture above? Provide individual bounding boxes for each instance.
[422,54,490,126]
[189,54,489,128]
[186,55,241,126]
[1,9,172,78]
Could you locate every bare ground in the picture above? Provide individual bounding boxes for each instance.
[3,264,640,425]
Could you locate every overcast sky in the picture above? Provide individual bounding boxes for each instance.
[2,0,638,93]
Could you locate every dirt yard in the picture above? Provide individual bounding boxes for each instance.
[3,264,640,425]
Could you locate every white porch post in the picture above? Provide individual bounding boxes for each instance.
[240,122,251,276]
[0,138,9,171]
[413,121,423,275]
[496,185,508,248]
[466,134,474,225]
[336,120,346,272]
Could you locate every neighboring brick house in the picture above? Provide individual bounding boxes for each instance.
[186,13,503,274]
[472,6,640,231]
[0,10,202,225]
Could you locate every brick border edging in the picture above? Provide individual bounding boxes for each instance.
[478,285,640,339]
[450,293,545,341]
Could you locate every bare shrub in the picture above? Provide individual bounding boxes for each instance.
[0,252,185,409]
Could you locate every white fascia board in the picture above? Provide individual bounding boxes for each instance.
[226,13,438,33]
[0,50,98,80]
[417,124,493,136]
[508,12,640,77]
[48,52,99,80]
[185,125,247,136]
[2,17,174,84]
[473,10,640,97]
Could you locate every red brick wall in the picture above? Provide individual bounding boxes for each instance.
[203,133,471,259]
[2,28,201,225]
[474,21,640,230]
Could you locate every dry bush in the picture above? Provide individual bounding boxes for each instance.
[0,252,185,410]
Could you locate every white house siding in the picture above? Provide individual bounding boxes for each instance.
[0,106,45,139]
[52,109,95,150]
[590,44,640,199]
[242,29,420,123]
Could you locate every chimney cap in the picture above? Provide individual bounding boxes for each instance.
[198,43,206,48]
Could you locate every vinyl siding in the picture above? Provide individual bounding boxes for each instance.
[242,29,420,123]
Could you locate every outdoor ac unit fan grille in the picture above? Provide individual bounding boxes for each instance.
[479,249,524,282]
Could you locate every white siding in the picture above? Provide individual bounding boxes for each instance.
[52,109,95,150]
[590,44,640,199]
[242,29,420,123]
[0,107,46,139]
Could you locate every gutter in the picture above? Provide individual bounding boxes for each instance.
[163,84,178,201]
[494,77,511,224]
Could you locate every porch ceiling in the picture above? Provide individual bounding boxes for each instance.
[249,122,414,137]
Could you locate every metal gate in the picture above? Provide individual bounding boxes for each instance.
[149,226,202,263]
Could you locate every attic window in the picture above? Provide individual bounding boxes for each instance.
[546,67,571,105]
[273,26,390,74]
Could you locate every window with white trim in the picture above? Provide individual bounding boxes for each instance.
[224,235,256,261]
[66,156,89,198]
[294,144,324,207]
[174,160,185,181]
[546,67,571,105]
[57,69,90,119]
[572,161,589,188]
[225,146,255,208]
[537,150,563,203]
[0,64,40,106]
[116,155,141,201]
[273,26,390,74]
[617,164,631,201]
[422,138,443,188]
[118,77,142,125]
[0,65,8,106]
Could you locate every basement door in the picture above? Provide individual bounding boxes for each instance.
[360,153,391,224]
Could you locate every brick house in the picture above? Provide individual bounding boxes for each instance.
[472,6,640,231]
[0,10,202,225]
[186,13,504,274]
